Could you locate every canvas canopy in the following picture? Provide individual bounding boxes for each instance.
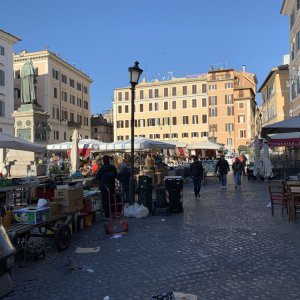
[0,132,45,152]
[268,132,300,147]
[186,140,223,150]
[261,116,300,137]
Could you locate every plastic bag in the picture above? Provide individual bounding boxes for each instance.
[124,203,149,218]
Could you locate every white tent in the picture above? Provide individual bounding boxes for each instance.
[102,138,176,151]
[262,115,300,137]
[263,138,272,178]
[0,132,45,152]
[47,139,108,152]
[187,140,223,150]
[253,135,261,177]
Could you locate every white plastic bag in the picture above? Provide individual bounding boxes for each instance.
[124,203,149,218]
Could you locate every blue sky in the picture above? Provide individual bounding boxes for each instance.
[1,0,288,113]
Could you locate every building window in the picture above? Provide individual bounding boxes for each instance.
[140,90,144,99]
[172,117,177,125]
[83,86,88,94]
[239,102,244,109]
[139,104,143,112]
[14,88,21,99]
[225,123,233,132]
[117,136,123,141]
[155,89,159,97]
[182,100,187,109]
[70,112,74,122]
[118,106,122,113]
[52,69,59,80]
[0,70,5,86]
[163,117,170,125]
[182,132,189,138]
[191,132,199,138]
[202,115,207,124]
[209,96,217,106]
[154,134,160,139]
[227,106,234,116]
[164,88,168,97]
[125,105,129,113]
[0,46,4,56]
[238,115,245,123]
[70,95,75,105]
[192,99,197,108]
[225,94,233,104]
[183,116,189,125]
[240,130,246,138]
[149,103,153,111]
[192,115,198,124]
[125,92,129,101]
[172,87,176,96]
[0,101,5,117]
[155,103,159,111]
[117,121,124,128]
[202,84,207,93]
[202,98,207,107]
[164,102,168,110]
[61,74,67,84]
[227,138,233,145]
[201,131,208,137]
[182,86,187,95]
[209,108,217,117]
[62,110,68,121]
[77,82,82,91]
[138,119,145,127]
[209,84,216,91]
[172,133,178,139]
[94,128,98,132]
[64,132,67,140]
[84,101,88,110]
[118,92,122,101]
[239,90,244,98]
[225,82,233,89]
[56,108,60,120]
[77,98,82,107]
[172,101,176,109]
[62,91,67,102]
[125,120,129,128]
[69,78,75,87]
[163,133,170,139]
[192,85,197,94]
[54,87,57,98]
[149,89,153,98]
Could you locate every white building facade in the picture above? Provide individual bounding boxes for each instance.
[0,29,20,135]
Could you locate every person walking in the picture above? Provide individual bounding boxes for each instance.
[215,155,230,189]
[95,155,117,219]
[190,156,204,198]
[232,157,243,188]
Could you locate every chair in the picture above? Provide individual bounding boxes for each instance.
[268,183,287,216]
[287,189,300,222]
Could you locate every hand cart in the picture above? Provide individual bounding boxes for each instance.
[6,213,73,267]
[103,186,128,235]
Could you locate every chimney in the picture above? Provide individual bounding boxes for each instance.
[242,65,246,73]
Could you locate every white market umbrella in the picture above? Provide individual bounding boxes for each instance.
[70,129,80,173]
[253,135,261,177]
[263,138,272,178]
[0,132,45,152]
[187,140,223,150]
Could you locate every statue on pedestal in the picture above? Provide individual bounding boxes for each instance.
[20,59,37,104]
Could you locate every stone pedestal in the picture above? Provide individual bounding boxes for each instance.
[9,103,50,177]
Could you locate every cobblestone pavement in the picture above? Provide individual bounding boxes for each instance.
[4,173,300,300]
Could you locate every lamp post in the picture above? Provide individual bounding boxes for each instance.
[128,61,143,205]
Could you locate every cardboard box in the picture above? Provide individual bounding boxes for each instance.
[83,214,93,226]
[1,211,12,228]
[52,197,83,213]
[54,187,83,202]
[83,197,101,213]
[14,207,51,224]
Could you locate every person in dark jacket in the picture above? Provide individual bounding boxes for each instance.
[232,157,243,188]
[117,162,131,203]
[95,155,117,218]
[190,156,204,198]
[215,156,230,189]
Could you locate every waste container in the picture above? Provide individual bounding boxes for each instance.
[164,176,183,213]
[137,175,152,212]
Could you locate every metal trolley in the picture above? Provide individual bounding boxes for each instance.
[103,186,128,235]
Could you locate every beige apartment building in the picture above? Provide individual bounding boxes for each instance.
[113,67,257,150]
[281,0,300,116]
[91,114,113,142]
[258,64,290,127]
[13,50,92,144]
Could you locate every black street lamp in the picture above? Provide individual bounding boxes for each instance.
[128,61,143,205]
